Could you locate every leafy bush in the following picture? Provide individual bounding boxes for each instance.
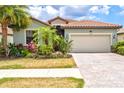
[116,41,124,46]
[57,37,72,54]
[117,46,124,55]
[112,41,124,53]
[38,45,53,55]
[21,48,30,57]
[53,36,72,54]
[8,43,19,57]
[53,35,62,51]
[111,44,118,53]
[8,43,30,57]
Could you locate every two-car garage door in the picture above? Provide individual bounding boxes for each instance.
[70,34,111,53]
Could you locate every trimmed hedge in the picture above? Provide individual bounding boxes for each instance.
[112,40,124,55]
[117,46,124,55]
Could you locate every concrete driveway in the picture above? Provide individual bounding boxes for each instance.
[72,53,124,88]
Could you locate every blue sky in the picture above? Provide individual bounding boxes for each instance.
[29,5,124,26]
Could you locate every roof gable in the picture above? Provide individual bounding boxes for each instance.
[48,16,68,24]
[31,17,50,26]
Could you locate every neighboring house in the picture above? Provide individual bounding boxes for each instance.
[0,24,13,44]
[117,28,124,41]
[0,16,122,53]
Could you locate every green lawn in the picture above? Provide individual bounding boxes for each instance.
[0,77,84,88]
[0,58,76,69]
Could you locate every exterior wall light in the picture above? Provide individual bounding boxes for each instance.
[89,30,92,33]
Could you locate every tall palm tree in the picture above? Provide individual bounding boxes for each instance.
[0,5,31,55]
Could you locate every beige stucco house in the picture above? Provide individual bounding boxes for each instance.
[117,28,124,41]
[0,16,122,53]
[48,16,122,52]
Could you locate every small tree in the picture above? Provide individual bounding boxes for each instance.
[34,26,56,46]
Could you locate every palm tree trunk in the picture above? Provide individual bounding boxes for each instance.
[1,24,8,56]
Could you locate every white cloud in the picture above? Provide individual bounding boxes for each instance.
[120,11,124,15]
[59,6,91,19]
[119,5,124,16]
[45,6,59,15]
[89,5,110,15]
[75,15,100,20]
[29,6,42,18]
[29,6,59,21]
[28,5,107,21]
[119,5,124,9]
[89,6,99,13]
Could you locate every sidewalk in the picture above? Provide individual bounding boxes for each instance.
[0,68,82,79]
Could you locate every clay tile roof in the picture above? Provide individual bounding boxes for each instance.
[61,20,122,29]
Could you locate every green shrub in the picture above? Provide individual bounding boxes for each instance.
[8,43,19,57]
[53,36,72,54]
[59,37,72,54]
[8,43,30,57]
[111,41,124,53]
[21,48,30,57]
[116,41,124,46]
[117,46,124,55]
[38,45,53,55]
[111,44,118,53]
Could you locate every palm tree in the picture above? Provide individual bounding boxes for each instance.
[0,5,31,55]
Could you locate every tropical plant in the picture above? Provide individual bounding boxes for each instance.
[33,27,56,46]
[38,45,53,55]
[34,26,73,56]
[8,43,19,57]
[59,37,72,54]
[0,5,31,55]
[52,35,62,51]
[8,43,30,57]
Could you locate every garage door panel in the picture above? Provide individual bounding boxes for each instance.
[70,35,111,53]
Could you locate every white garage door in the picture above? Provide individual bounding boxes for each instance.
[70,34,111,53]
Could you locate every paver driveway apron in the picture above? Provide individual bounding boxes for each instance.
[72,53,124,88]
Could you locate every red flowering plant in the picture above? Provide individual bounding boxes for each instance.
[26,41,37,53]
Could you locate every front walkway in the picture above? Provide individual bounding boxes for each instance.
[72,53,124,88]
[0,68,82,79]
